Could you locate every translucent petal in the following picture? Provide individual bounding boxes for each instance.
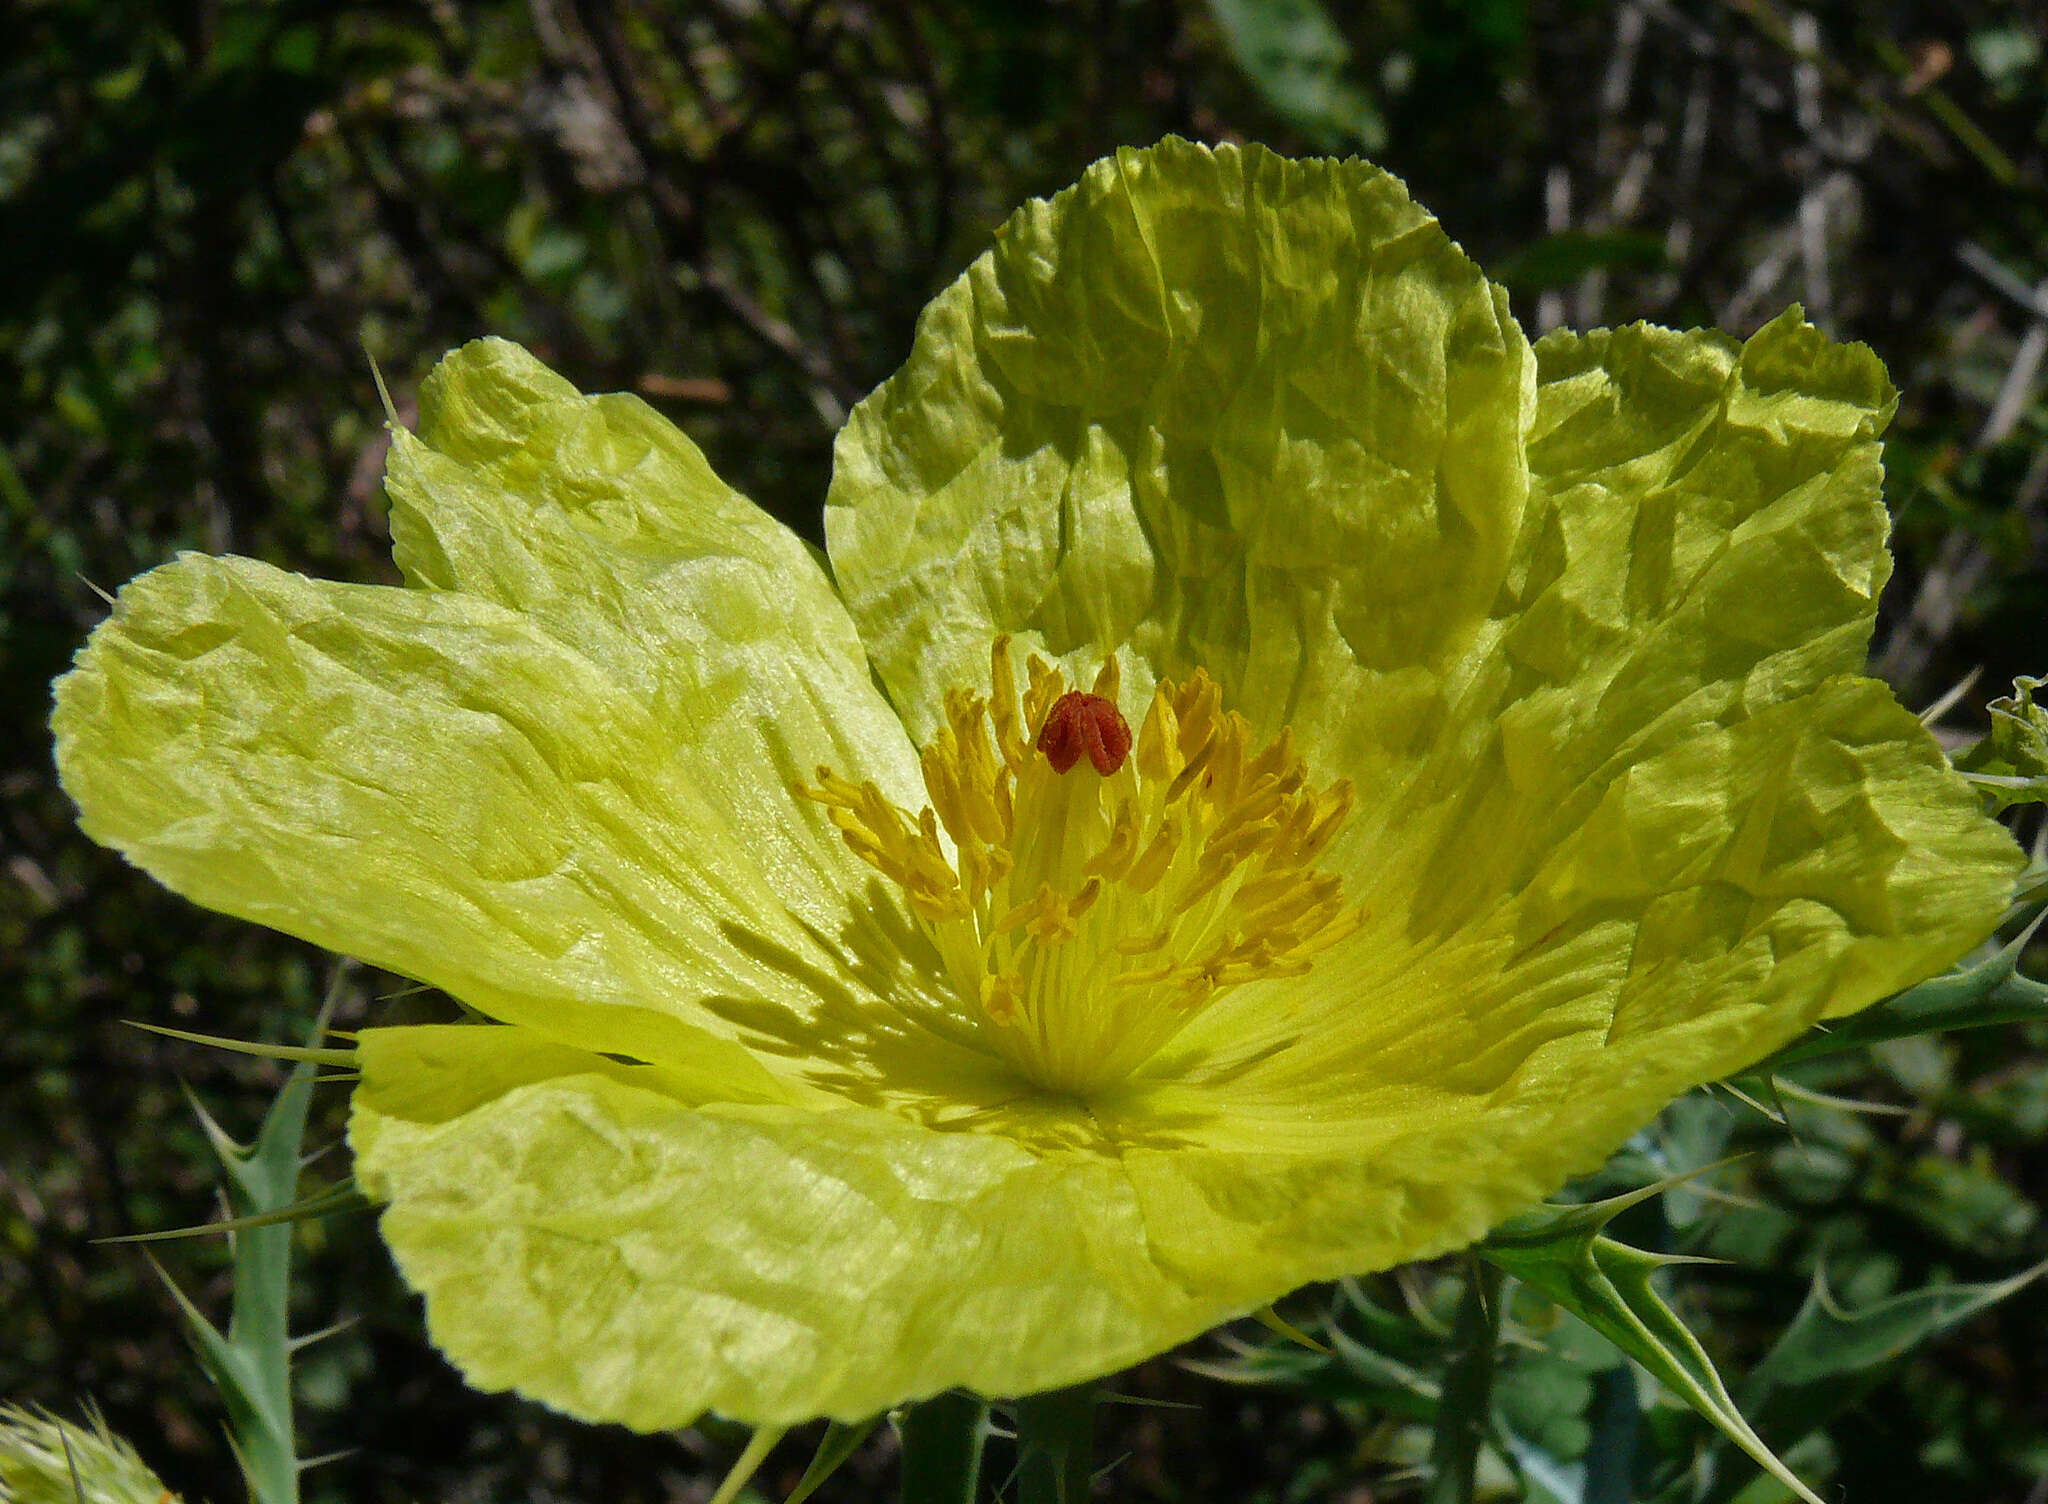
[1126,679,2018,1146]
[349,1026,1247,1427]
[349,1021,1674,1427]
[387,338,926,943]
[826,138,1533,758]
[50,555,964,1093]
[1414,314,1911,928]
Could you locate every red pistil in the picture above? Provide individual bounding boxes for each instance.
[1035,691,1133,776]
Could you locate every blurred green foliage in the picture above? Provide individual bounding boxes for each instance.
[4,0,2048,1501]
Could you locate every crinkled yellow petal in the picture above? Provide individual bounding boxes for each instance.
[48,554,959,1095]
[386,339,927,944]
[1141,317,2022,1106]
[346,1014,1703,1429]
[1131,678,2018,1141]
[349,1025,1250,1428]
[826,138,1533,757]
[1430,315,1908,926]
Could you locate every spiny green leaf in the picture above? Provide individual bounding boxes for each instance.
[241,985,339,1210]
[1735,1261,2048,1454]
[1491,1162,1735,1247]
[142,1252,229,1371]
[1326,1327,1441,1421]
[1957,674,2048,809]
[219,975,348,1504]
[94,1186,368,1244]
[1178,1338,1327,1389]
[1181,1285,1442,1417]
[1250,1304,1330,1354]
[1768,1078,1910,1117]
[285,1317,360,1355]
[1338,1276,1455,1360]
[140,971,348,1504]
[144,1253,284,1495]
[1754,911,2047,1069]
[1481,1188,1822,1504]
[126,1020,357,1069]
[292,1448,356,1474]
[1181,1328,1439,1420]
[178,1082,256,1186]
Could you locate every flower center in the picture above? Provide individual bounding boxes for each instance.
[805,641,1363,1096]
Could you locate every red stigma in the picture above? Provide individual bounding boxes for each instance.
[1035,691,1132,776]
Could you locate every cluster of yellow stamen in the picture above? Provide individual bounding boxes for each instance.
[805,641,1363,1096]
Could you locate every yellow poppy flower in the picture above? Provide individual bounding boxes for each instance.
[52,139,2020,1431]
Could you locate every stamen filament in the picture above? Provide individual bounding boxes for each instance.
[804,642,1363,1095]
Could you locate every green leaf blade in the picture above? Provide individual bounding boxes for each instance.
[1737,1262,2048,1448]
[1482,1193,1824,1504]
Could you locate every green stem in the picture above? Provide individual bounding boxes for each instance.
[229,1192,300,1504]
[1425,1259,1506,1504]
[898,1392,988,1504]
[205,979,343,1504]
[1013,1384,1098,1504]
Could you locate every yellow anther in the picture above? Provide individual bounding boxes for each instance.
[1205,721,1248,806]
[981,971,1023,1025]
[1090,653,1121,701]
[1172,672,1223,763]
[1138,678,1185,760]
[1235,876,1339,936]
[1112,959,1191,990]
[1213,957,1313,988]
[1122,816,1183,895]
[1083,800,1141,880]
[920,736,968,844]
[1318,904,1369,950]
[1178,859,1235,909]
[989,637,1027,771]
[1243,726,1296,790]
[1163,734,1217,804]
[1296,783,1354,862]
[1022,655,1063,740]
[1114,926,1175,956]
[803,645,1363,1096]
[1231,870,1308,911]
[1210,783,1288,844]
[995,884,1054,936]
[996,879,1100,944]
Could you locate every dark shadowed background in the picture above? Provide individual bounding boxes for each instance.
[5,1,2048,1500]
